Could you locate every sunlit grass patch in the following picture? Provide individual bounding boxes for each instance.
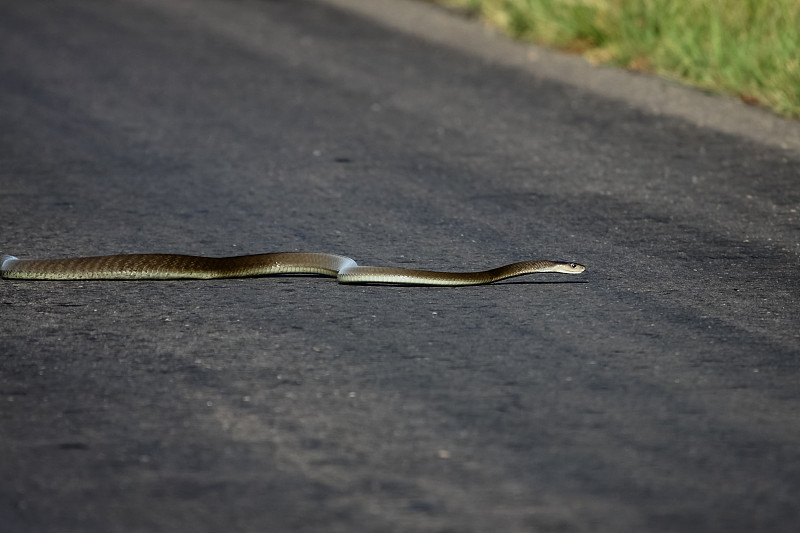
[428,0,800,119]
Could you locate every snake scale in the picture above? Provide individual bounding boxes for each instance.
[0,251,585,286]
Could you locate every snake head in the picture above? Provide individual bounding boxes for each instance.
[553,261,586,274]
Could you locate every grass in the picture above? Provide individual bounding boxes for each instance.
[427,0,800,119]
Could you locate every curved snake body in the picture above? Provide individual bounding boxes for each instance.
[0,251,585,285]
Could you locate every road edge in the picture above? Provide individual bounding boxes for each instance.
[316,0,800,154]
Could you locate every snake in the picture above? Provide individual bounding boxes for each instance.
[0,251,585,286]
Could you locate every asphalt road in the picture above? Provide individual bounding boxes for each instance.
[2,1,799,532]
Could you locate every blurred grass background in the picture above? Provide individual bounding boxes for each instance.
[427,0,800,119]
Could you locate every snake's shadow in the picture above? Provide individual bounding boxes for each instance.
[253,274,589,286]
[496,279,589,285]
[353,279,589,287]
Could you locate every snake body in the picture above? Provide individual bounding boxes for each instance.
[0,251,585,285]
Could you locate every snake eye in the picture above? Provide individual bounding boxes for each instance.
[570,263,577,269]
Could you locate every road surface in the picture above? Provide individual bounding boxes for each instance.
[1,1,799,531]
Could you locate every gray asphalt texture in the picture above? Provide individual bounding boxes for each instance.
[1,1,799,532]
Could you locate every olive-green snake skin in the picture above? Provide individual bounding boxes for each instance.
[0,251,585,285]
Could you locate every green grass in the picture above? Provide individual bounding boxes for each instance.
[429,0,800,119]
